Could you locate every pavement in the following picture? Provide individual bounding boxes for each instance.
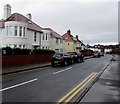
[80,55,119,103]
[1,56,93,76]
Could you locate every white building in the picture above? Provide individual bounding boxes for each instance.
[43,28,65,52]
[0,4,65,52]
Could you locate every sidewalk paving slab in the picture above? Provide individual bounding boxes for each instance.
[80,55,119,103]
[2,62,51,75]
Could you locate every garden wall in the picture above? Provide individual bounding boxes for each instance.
[1,54,52,67]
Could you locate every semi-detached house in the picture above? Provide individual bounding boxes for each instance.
[62,30,86,52]
[0,4,65,52]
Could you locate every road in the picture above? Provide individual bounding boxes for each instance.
[1,54,112,103]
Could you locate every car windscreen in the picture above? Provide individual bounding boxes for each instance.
[53,53,63,57]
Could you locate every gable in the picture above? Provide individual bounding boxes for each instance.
[62,33,73,42]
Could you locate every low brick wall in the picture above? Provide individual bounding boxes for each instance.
[1,54,52,67]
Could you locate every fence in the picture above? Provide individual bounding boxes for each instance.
[1,54,52,67]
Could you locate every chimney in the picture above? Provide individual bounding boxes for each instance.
[26,13,32,20]
[76,35,78,40]
[67,30,71,35]
[4,4,11,19]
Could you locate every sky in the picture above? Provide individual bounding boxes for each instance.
[0,0,119,45]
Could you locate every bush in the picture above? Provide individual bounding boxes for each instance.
[80,49,94,56]
[12,48,31,55]
[2,47,55,55]
[2,47,13,55]
[32,49,55,55]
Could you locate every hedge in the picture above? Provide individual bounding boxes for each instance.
[2,47,55,55]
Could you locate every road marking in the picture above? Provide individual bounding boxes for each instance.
[57,72,97,104]
[64,73,97,103]
[53,67,72,75]
[0,78,38,92]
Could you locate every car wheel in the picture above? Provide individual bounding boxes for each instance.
[82,58,84,62]
[72,59,74,64]
[51,62,55,67]
[64,60,67,66]
[78,58,81,63]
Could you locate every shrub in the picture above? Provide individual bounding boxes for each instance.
[2,47,13,55]
[2,47,55,55]
[32,49,55,55]
[12,48,31,55]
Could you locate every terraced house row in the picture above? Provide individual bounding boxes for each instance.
[0,4,86,52]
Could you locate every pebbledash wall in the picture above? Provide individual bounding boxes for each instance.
[2,54,52,67]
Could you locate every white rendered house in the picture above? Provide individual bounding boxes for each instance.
[0,4,43,49]
[0,4,65,52]
[43,28,65,52]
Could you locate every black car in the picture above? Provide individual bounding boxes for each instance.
[67,52,84,63]
[51,52,73,67]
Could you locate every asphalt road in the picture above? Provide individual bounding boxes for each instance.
[1,54,112,103]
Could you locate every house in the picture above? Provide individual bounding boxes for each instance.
[0,4,65,52]
[0,4,43,49]
[43,28,65,52]
[62,30,84,52]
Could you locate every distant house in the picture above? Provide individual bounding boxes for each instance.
[62,30,84,52]
[0,4,65,52]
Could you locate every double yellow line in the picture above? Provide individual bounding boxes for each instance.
[57,72,97,104]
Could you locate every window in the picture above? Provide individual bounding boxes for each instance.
[42,33,44,40]
[9,26,14,36]
[14,44,17,48]
[34,32,37,41]
[23,27,26,37]
[60,39,63,43]
[23,45,26,49]
[56,38,59,44]
[19,45,22,48]
[46,34,47,40]
[14,26,17,36]
[6,26,8,36]
[19,26,22,36]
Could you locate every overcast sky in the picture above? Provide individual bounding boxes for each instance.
[0,0,118,45]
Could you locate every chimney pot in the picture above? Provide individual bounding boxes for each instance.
[67,30,71,34]
[76,35,78,39]
[26,13,32,20]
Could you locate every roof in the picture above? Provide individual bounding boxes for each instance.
[62,32,78,42]
[43,28,62,39]
[62,32,73,42]
[4,13,43,32]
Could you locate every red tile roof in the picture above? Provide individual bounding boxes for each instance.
[5,13,42,32]
[43,28,63,39]
[62,32,73,42]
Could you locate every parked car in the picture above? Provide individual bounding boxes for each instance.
[67,52,84,63]
[93,51,100,58]
[100,52,104,56]
[51,52,73,67]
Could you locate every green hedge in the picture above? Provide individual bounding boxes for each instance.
[2,47,55,55]
[32,49,55,55]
